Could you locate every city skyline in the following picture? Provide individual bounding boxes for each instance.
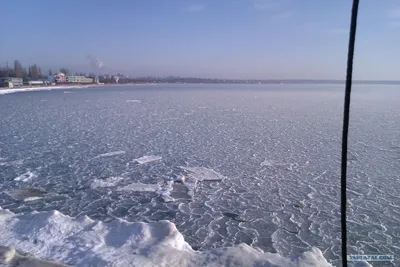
[1,0,400,80]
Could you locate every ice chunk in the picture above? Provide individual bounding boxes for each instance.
[117,183,160,192]
[126,99,141,103]
[5,188,46,202]
[174,175,185,184]
[14,171,38,182]
[92,150,125,159]
[0,207,347,267]
[158,180,175,202]
[91,177,124,189]
[0,246,15,264]
[0,245,69,266]
[180,167,225,182]
[23,196,44,202]
[261,159,289,167]
[134,155,162,164]
[179,167,225,197]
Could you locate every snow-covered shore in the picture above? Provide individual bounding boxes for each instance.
[0,207,372,267]
[0,85,101,95]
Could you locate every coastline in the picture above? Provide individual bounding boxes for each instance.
[0,83,167,96]
[0,84,103,96]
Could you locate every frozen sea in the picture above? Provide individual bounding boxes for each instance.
[0,84,399,266]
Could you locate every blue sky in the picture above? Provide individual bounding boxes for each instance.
[1,0,400,80]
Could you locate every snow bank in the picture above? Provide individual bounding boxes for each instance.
[0,207,368,267]
[0,85,97,95]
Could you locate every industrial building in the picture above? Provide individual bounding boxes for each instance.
[53,73,94,84]
[66,76,94,84]
[0,77,23,88]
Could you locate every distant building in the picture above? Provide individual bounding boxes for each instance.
[0,77,23,88]
[66,76,94,84]
[54,73,67,83]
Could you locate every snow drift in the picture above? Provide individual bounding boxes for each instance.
[0,207,372,267]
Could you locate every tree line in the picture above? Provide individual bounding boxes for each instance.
[0,60,46,81]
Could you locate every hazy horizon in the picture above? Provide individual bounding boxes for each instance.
[1,0,400,80]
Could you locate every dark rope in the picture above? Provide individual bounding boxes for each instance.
[341,0,360,266]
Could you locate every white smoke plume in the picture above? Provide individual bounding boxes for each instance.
[87,55,104,69]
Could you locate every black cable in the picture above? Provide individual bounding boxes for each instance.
[341,0,360,266]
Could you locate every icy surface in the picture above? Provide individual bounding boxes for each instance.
[0,207,348,267]
[0,84,398,266]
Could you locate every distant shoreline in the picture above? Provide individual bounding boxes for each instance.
[1,80,399,96]
[2,79,400,92]
[117,81,400,85]
[103,77,400,85]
